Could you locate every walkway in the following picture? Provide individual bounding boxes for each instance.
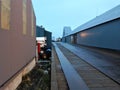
[51,42,120,90]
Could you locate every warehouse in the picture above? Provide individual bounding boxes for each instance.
[0,0,36,90]
[36,26,52,49]
[62,5,120,51]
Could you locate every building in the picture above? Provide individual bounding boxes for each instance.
[36,26,52,49]
[0,0,36,90]
[63,26,72,37]
[62,5,120,51]
[62,26,72,43]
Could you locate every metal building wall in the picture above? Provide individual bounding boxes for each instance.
[62,37,66,42]
[0,0,36,87]
[45,31,52,49]
[36,26,44,37]
[36,26,52,49]
[77,18,120,51]
[66,35,72,44]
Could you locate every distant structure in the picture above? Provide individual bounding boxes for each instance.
[62,5,120,51]
[62,26,72,43]
[52,36,55,41]
[56,37,62,42]
[63,26,72,37]
[36,26,52,49]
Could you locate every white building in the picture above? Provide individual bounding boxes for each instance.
[63,26,72,37]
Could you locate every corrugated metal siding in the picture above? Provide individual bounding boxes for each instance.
[0,0,36,87]
[77,19,120,50]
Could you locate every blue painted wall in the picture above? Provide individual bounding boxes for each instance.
[76,18,120,51]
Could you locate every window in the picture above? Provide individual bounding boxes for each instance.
[23,0,27,35]
[1,0,10,30]
[31,8,34,37]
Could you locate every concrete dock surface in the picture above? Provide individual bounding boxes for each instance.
[51,42,120,90]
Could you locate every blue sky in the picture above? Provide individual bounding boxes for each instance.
[32,0,120,39]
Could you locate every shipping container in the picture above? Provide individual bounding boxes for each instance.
[0,0,36,89]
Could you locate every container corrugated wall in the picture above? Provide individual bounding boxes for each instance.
[0,0,36,87]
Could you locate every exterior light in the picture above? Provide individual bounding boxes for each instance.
[80,32,88,37]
